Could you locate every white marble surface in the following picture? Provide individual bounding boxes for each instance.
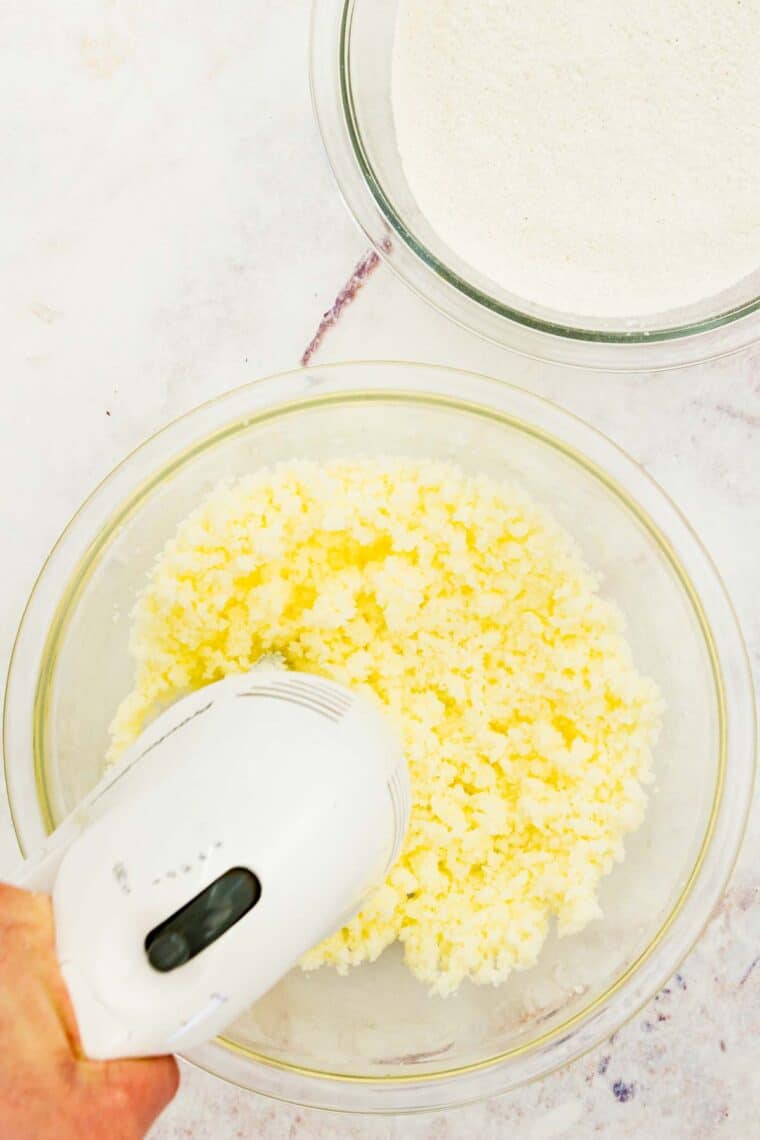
[1,3,758,1137]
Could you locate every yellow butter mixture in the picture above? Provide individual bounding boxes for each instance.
[110,459,662,994]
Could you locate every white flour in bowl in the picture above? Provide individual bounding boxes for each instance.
[392,0,760,319]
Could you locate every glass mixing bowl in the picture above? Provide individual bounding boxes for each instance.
[4,363,754,1111]
[310,0,760,370]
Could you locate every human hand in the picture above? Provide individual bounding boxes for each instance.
[0,883,179,1139]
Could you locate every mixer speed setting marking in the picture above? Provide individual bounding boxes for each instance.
[151,840,225,886]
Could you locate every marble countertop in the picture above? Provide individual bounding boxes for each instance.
[1,3,757,1137]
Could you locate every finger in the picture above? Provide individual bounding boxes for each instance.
[0,882,52,943]
[0,885,87,1058]
[88,1055,181,1136]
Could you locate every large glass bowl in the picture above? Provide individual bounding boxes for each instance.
[3,363,754,1112]
[310,0,760,370]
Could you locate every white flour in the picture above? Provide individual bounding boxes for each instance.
[392,1,760,319]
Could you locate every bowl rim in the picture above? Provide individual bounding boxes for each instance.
[309,0,760,370]
[3,361,756,1111]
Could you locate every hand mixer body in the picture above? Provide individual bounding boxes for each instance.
[14,671,410,1060]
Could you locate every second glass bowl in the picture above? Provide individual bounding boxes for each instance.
[311,0,760,370]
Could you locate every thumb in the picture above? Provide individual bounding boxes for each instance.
[84,1054,180,1138]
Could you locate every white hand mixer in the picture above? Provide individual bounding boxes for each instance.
[12,668,410,1060]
